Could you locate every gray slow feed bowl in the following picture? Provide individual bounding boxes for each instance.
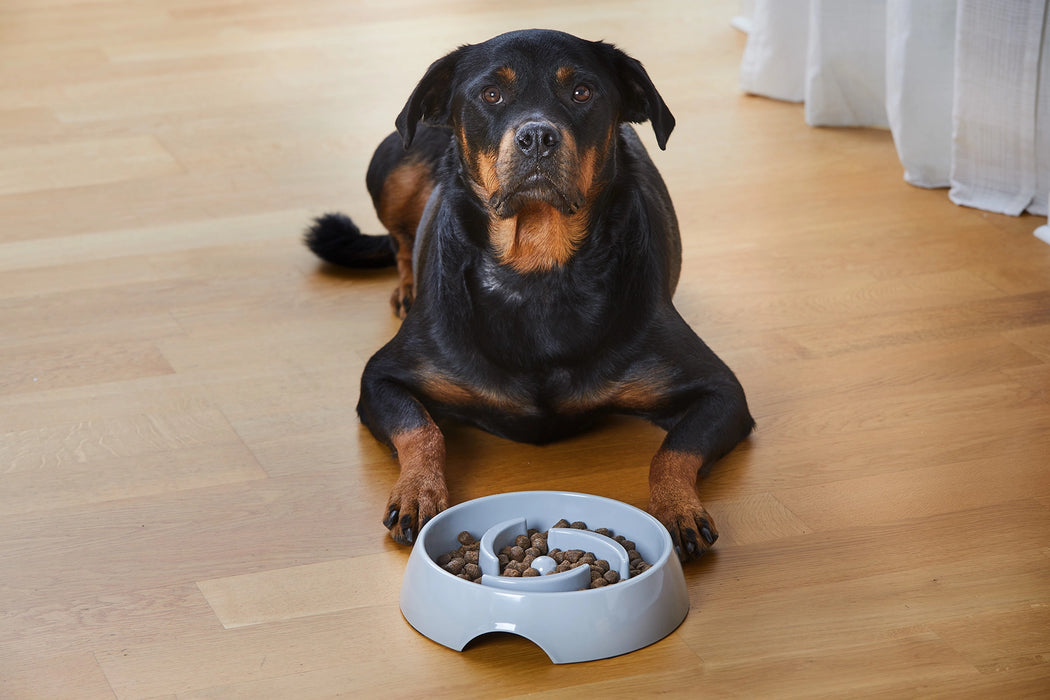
[399,491,690,664]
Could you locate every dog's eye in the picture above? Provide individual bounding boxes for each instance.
[481,86,503,105]
[572,85,592,103]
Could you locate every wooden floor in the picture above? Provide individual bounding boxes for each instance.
[2,1,1049,697]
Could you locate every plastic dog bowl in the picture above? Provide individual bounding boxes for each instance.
[399,491,690,664]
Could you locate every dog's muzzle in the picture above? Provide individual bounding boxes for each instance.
[491,120,582,217]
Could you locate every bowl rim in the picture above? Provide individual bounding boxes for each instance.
[414,489,675,595]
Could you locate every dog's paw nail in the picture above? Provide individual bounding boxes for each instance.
[700,526,717,546]
[383,506,399,530]
[683,529,698,554]
[399,513,415,543]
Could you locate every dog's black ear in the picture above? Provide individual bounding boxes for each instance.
[610,48,675,150]
[395,49,461,149]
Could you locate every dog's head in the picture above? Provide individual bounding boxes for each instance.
[395,30,674,272]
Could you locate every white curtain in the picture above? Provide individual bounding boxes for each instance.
[738,0,1049,237]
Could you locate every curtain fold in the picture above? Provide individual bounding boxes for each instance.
[885,0,956,188]
[738,0,1049,227]
[949,0,1048,215]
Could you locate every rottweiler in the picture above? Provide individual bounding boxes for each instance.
[305,29,754,560]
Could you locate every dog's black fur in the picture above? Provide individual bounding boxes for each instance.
[306,29,753,560]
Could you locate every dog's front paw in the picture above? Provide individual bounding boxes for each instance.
[382,473,448,544]
[648,491,718,561]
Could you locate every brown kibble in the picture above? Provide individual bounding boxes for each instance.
[444,557,465,574]
[436,553,452,567]
[463,563,481,579]
[485,522,653,584]
[464,549,479,565]
[457,531,477,546]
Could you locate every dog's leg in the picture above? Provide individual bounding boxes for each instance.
[384,420,447,543]
[374,159,434,319]
[386,228,415,318]
[358,357,448,544]
[647,452,719,562]
[645,376,754,561]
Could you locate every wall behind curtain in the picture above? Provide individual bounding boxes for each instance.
[737,0,1049,237]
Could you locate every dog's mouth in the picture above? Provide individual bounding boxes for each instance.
[490,170,584,218]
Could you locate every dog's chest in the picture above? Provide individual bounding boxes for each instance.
[469,264,609,363]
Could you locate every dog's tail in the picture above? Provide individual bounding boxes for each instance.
[304,213,396,268]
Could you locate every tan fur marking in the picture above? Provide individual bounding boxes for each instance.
[647,447,719,558]
[386,422,449,540]
[377,159,434,315]
[377,159,433,236]
[490,202,589,272]
[391,423,445,476]
[576,144,598,200]
[648,448,703,493]
[496,66,516,83]
[557,366,673,414]
[609,375,671,410]
[489,133,601,273]
[421,371,528,413]
[473,146,501,200]
[556,66,574,84]
[420,374,477,406]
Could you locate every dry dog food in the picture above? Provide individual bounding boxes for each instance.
[435,519,652,589]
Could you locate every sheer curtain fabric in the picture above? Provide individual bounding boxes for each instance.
[738,0,1049,228]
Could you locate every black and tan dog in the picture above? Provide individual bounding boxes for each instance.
[305,29,753,560]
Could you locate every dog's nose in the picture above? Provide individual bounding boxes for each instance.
[515,121,560,158]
